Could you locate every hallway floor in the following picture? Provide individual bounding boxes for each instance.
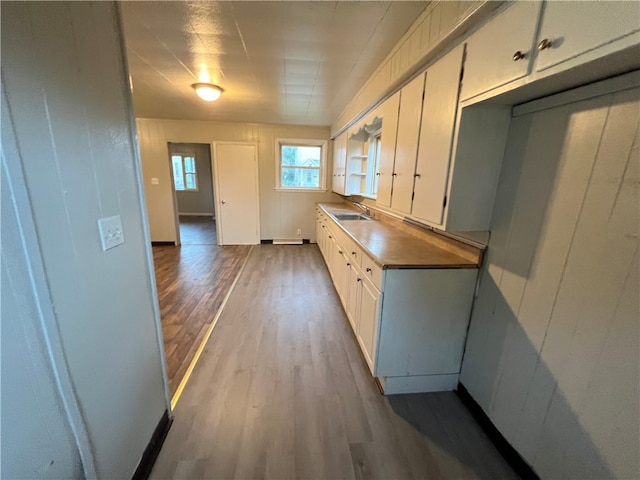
[178,215,217,245]
[152,217,250,395]
[151,245,517,479]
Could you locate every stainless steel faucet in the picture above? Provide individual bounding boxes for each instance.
[354,202,371,217]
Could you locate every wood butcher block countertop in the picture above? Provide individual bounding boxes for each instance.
[318,203,480,269]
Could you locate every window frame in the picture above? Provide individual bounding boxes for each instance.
[274,138,328,192]
[171,153,198,192]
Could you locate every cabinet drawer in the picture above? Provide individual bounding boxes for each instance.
[348,245,363,268]
[361,254,383,291]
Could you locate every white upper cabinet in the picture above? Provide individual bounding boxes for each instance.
[332,132,347,195]
[390,74,425,214]
[461,1,542,101]
[377,92,400,208]
[535,1,640,73]
[412,44,465,225]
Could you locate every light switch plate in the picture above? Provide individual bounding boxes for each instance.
[97,215,125,251]
[151,177,159,185]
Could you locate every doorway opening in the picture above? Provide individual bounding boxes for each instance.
[169,142,217,245]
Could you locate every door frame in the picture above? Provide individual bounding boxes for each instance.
[211,141,261,245]
[167,142,218,246]
[166,144,182,246]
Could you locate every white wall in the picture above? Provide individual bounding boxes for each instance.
[1,127,83,478]
[459,84,639,478]
[331,1,493,136]
[1,2,169,478]
[137,118,341,243]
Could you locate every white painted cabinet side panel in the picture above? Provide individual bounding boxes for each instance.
[377,269,476,377]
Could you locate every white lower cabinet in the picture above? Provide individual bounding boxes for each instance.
[316,207,478,394]
[355,276,381,373]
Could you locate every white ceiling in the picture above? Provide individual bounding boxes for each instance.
[120,1,428,126]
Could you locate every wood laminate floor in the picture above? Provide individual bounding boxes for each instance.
[179,216,217,245]
[151,245,518,480]
[153,240,251,395]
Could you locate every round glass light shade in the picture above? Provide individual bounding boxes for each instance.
[191,83,223,102]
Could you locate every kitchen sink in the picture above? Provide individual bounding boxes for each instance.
[333,213,374,221]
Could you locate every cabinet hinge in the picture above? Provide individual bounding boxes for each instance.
[443,196,447,208]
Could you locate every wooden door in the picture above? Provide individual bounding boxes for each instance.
[390,74,425,214]
[212,142,260,245]
[412,44,464,225]
[377,92,400,207]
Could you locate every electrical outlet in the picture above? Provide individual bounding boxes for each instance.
[296,228,302,236]
[98,215,125,251]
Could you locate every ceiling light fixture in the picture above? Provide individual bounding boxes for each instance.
[191,83,223,102]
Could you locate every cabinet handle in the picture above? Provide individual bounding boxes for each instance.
[347,263,351,267]
[338,250,343,254]
[414,173,421,178]
[351,251,357,256]
[328,235,332,239]
[366,268,372,273]
[376,172,381,176]
[357,278,362,283]
[322,225,325,228]
[512,50,526,61]
[538,38,553,51]
[392,173,398,177]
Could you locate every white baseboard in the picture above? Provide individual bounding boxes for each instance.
[178,212,215,217]
[379,373,459,394]
[272,239,303,245]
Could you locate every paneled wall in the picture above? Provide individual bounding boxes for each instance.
[1,2,168,478]
[331,1,494,136]
[459,85,640,478]
[137,118,340,243]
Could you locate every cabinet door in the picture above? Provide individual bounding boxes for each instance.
[319,222,327,259]
[332,132,347,195]
[412,44,464,225]
[390,73,425,214]
[335,248,350,306]
[316,218,322,249]
[327,231,339,279]
[461,2,541,101]
[535,1,640,72]
[377,92,400,207]
[346,264,360,333]
[357,278,381,374]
